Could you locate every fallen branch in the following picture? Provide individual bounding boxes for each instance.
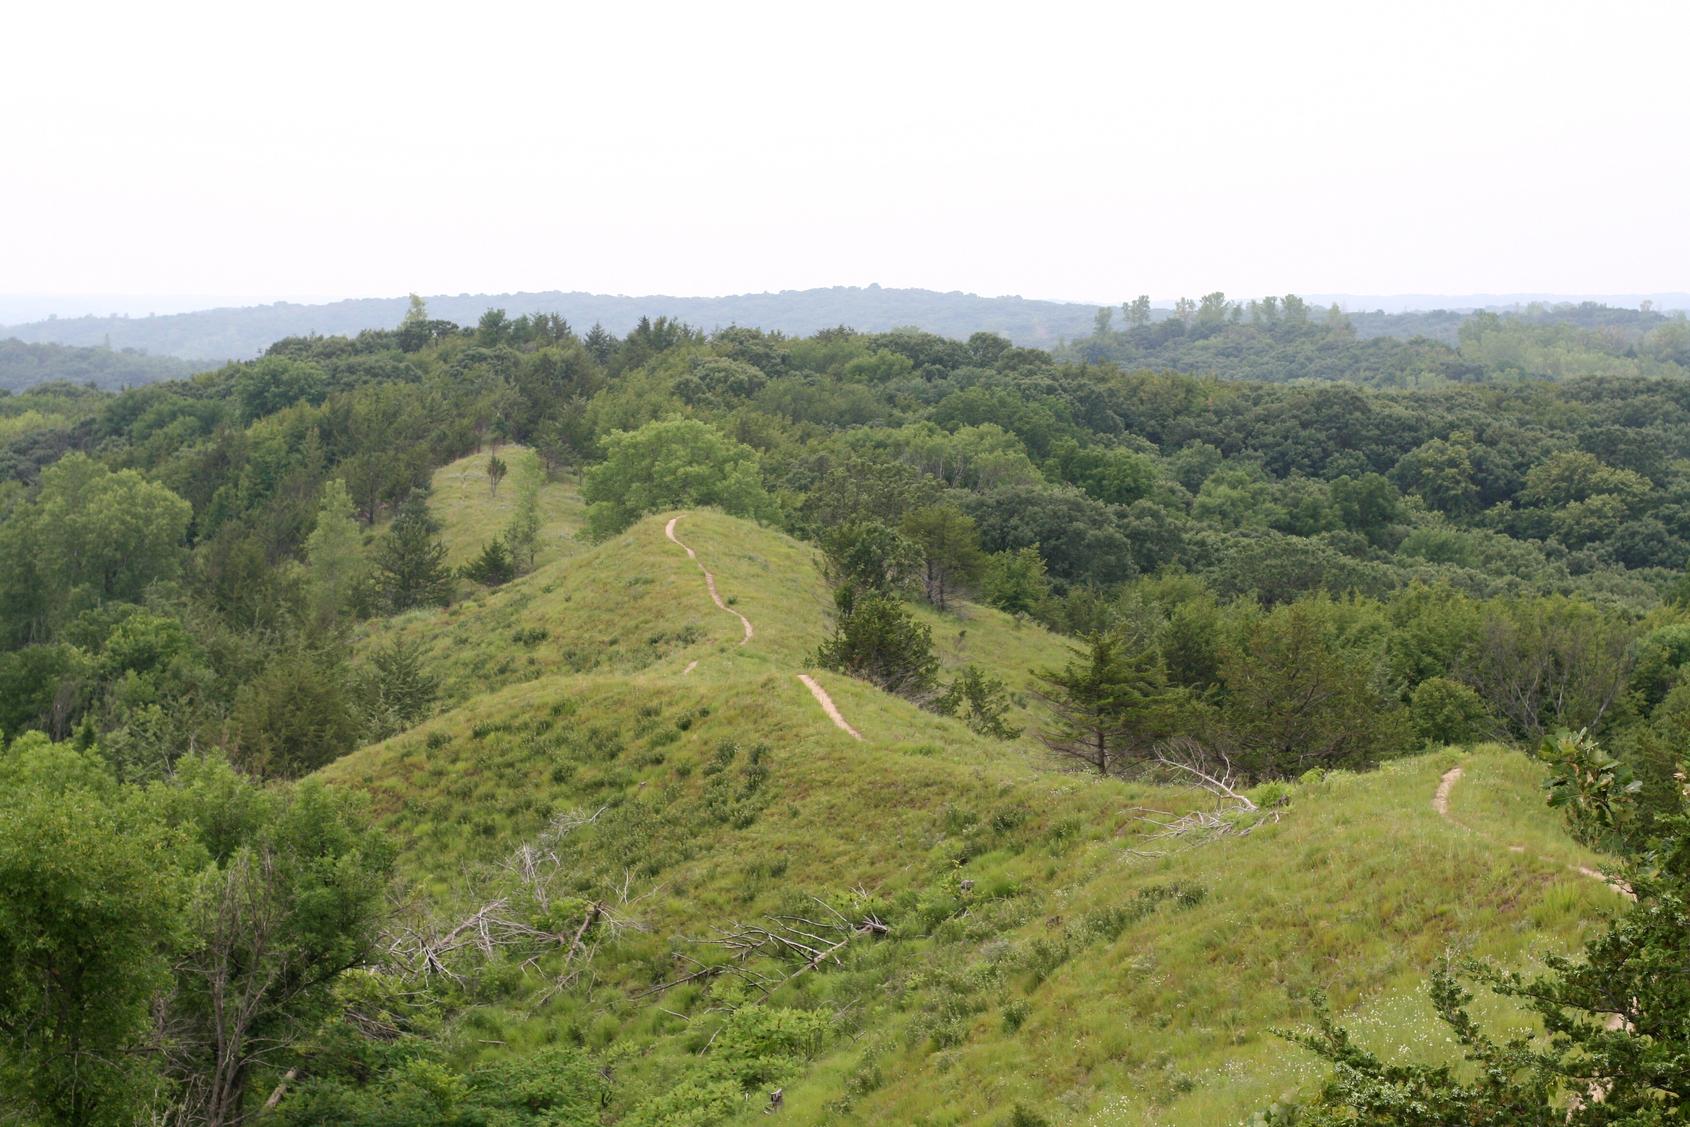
[1132,739,1283,846]
[635,902,891,1004]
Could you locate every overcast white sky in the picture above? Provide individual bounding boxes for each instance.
[3,0,1687,308]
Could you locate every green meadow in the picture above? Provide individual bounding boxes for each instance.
[320,470,1623,1125]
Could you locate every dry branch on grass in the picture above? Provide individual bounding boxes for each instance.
[1128,738,1282,853]
[638,896,890,999]
[381,804,645,1003]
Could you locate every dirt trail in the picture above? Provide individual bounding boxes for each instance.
[664,514,863,738]
[1432,764,1633,900]
[1432,765,1463,817]
[797,674,863,740]
[665,516,754,644]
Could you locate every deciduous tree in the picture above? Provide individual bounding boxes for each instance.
[582,418,773,538]
[901,504,984,610]
[0,736,187,1127]
[303,479,366,627]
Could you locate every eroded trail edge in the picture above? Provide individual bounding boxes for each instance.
[797,674,863,740]
[665,516,754,644]
[1433,764,1633,900]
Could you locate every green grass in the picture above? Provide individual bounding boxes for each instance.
[321,497,1626,1125]
[355,506,1068,750]
[429,444,584,571]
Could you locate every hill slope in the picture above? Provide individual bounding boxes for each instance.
[320,488,1626,1125]
[0,337,201,391]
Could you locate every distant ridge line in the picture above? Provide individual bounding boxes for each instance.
[0,285,1103,363]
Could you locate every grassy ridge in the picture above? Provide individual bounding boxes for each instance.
[321,480,1624,1124]
[428,445,584,571]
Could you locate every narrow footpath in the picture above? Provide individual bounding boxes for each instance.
[665,513,863,739]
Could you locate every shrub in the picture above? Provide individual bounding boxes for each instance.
[937,664,1021,739]
[1409,676,1491,745]
[460,538,515,587]
[816,586,938,699]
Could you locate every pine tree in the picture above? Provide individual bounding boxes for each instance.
[303,479,366,626]
[583,323,615,366]
[816,585,938,700]
[359,637,440,739]
[371,496,451,612]
[502,460,543,573]
[461,537,515,587]
[1034,633,1185,776]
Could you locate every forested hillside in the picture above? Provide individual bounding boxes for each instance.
[1,300,1687,1124]
[0,338,200,392]
[1062,294,1690,384]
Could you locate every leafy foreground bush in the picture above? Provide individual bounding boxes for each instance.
[0,737,391,1127]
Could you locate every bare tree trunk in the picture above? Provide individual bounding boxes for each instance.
[262,1067,298,1113]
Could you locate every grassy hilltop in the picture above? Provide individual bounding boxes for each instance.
[314,451,1625,1125]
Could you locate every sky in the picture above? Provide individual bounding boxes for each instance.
[4,0,1688,311]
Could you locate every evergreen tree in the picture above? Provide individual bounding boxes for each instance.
[937,664,1021,739]
[371,496,451,612]
[303,479,366,626]
[1221,599,1407,778]
[461,537,515,587]
[816,585,938,700]
[583,322,616,366]
[359,637,440,739]
[1035,633,1185,776]
[227,649,362,777]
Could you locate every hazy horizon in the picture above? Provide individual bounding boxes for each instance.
[5,1,1687,305]
[4,286,1690,330]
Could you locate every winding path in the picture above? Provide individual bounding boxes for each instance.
[664,513,864,739]
[797,674,863,740]
[665,516,753,644]
[1433,764,1633,900]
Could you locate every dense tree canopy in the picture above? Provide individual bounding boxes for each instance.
[582,417,774,537]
